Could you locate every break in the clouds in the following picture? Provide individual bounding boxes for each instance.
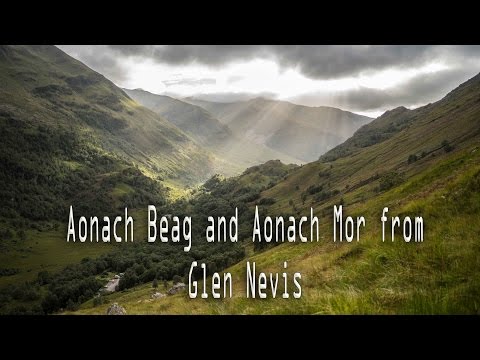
[58,45,480,117]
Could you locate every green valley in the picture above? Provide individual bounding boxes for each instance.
[1,44,479,315]
[70,72,480,314]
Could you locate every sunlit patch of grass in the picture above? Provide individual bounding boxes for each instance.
[0,224,111,288]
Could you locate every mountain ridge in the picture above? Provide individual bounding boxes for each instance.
[184,96,373,162]
[124,88,303,176]
[186,95,371,118]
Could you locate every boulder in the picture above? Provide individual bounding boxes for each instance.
[167,282,186,295]
[106,303,126,315]
[151,292,165,299]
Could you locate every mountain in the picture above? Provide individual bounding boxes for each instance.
[0,45,206,294]
[185,97,372,162]
[262,72,480,214]
[0,45,300,314]
[123,89,232,147]
[124,88,302,175]
[73,72,480,314]
[0,45,216,188]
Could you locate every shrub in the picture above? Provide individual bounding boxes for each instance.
[307,184,323,195]
[66,299,79,311]
[258,197,276,205]
[442,140,454,153]
[379,172,404,191]
[93,295,104,307]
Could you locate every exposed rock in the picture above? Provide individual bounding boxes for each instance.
[151,292,165,299]
[168,282,186,295]
[106,303,126,315]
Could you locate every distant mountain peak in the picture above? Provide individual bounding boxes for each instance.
[380,106,409,118]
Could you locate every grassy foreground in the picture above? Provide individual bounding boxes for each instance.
[71,145,480,314]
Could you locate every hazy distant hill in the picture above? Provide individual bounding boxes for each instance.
[123,89,232,147]
[185,97,372,162]
[124,88,302,175]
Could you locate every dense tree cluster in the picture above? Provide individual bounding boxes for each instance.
[0,119,291,314]
[0,239,245,314]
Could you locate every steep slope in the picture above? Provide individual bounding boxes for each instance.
[0,45,199,292]
[124,88,302,175]
[123,89,232,146]
[185,97,372,162]
[0,45,215,188]
[320,106,415,162]
[75,72,480,314]
[264,72,480,213]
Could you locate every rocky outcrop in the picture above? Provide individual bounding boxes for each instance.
[151,292,165,299]
[168,282,186,295]
[106,303,126,315]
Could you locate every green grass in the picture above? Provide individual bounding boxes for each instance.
[0,45,218,188]
[3,46,480,315]
[71,145,480,314]
[111,183,133,197]
[0,223,111,288]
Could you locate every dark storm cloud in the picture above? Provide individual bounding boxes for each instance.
[289,67,478,112]
[58,45,129,83]
[108,45,263,66]
[105,45,480,80]
[162,78,216,87]
[57,45,480,114]
[58,45,480,84]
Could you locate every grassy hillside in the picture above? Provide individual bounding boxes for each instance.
[0,45,219,313]
[72,145,480,314]
[72,73,480,314]
[0,45,216,186]
[263,73,480,215]
[0,153,295,314]
[0,45,299,315]
[185,97,372,162]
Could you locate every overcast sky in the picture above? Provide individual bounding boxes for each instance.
[58,45,480,117]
